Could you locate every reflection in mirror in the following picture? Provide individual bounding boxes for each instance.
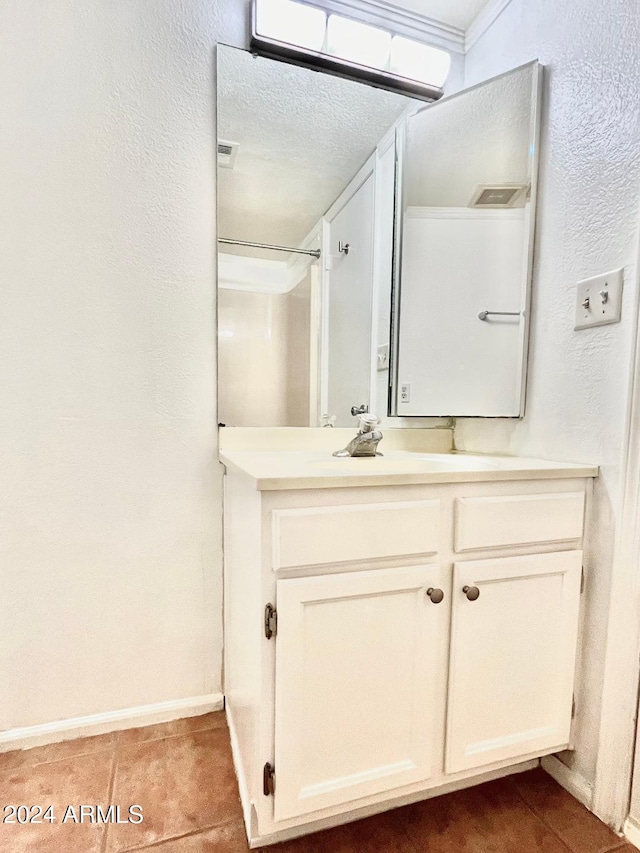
[216,44,413,427]
[391,63,540,417]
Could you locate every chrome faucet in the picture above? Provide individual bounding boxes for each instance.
[333,414,383,458]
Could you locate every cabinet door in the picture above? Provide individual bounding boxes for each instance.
[446,551,582,774]
[273,565,445,821]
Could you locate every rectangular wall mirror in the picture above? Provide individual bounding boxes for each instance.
[390,62,541,417]
[216,46,541,426]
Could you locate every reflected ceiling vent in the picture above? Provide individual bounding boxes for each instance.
[218,140,239,168]
[469,183,528,209]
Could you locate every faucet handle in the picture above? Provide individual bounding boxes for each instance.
[351,404,369,416]
[357,413,380,433]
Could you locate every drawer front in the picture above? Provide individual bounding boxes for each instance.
[272,500,440,570]
[455,492,585,552]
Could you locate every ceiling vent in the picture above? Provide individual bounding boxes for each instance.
[469,183,528,209]
[218,140,239,169]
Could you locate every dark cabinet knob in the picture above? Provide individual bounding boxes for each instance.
[426,587,444,604]
[462,585,480,601]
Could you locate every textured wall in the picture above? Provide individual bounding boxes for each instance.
[0,0,250,729]
[457,0,640,787]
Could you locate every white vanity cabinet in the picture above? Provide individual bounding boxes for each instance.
[223,464,592,848]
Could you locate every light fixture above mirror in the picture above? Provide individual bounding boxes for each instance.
[251,0,450,101]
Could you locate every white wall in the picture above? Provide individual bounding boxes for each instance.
[457,0,640,789]
[0,0,251,731]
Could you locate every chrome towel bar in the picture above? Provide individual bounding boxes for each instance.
[478,310,521,321]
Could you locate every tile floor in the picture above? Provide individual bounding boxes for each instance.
[0,711,634,853]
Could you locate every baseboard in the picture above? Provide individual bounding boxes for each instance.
[541,755,593,808]
[0,692,224,753]
[624,817,640,850]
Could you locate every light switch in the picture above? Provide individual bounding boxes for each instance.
[377,344,389,371]
[575,268,623,330]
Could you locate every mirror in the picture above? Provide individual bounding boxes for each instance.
[217,47,540,427]
[216,44,413,427]
[391,63,541,417]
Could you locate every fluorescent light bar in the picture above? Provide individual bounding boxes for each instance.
[251,0,445,103]
[326,15,392,70]
[390,36,451,88]
[255,0,326,52]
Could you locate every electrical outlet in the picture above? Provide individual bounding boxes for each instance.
[575,268,623,330]
[400,383,411,403]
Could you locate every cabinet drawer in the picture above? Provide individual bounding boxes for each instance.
[272,500,440,570]
[455,492,585,552]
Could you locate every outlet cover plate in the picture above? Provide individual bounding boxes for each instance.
[575,268,623,330]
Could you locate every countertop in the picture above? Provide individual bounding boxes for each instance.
[219,449,599,491]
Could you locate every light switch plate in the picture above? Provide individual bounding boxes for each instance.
[575,268,623,330]
[377,344,389,372]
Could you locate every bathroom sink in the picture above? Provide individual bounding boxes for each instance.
[312,454,496,474]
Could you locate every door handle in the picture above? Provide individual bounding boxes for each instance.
[462,585,480,601]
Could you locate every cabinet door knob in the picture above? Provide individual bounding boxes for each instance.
[462,585,480,601]
[426,587,444,604]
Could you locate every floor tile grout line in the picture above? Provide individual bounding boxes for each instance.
[508,777,577,853]
[101,740,121,853]
[0,744,116,771]
[117,724,227,749]
[114,816,244,852]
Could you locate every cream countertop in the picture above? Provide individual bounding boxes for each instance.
[219,449,599,491]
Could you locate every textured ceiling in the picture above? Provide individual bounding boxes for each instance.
[383,0,493,30]
[217,46,411,257]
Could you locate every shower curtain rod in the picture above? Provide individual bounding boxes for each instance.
[218,237,321,259]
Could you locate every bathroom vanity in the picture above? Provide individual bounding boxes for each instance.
[221,431,597,847]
